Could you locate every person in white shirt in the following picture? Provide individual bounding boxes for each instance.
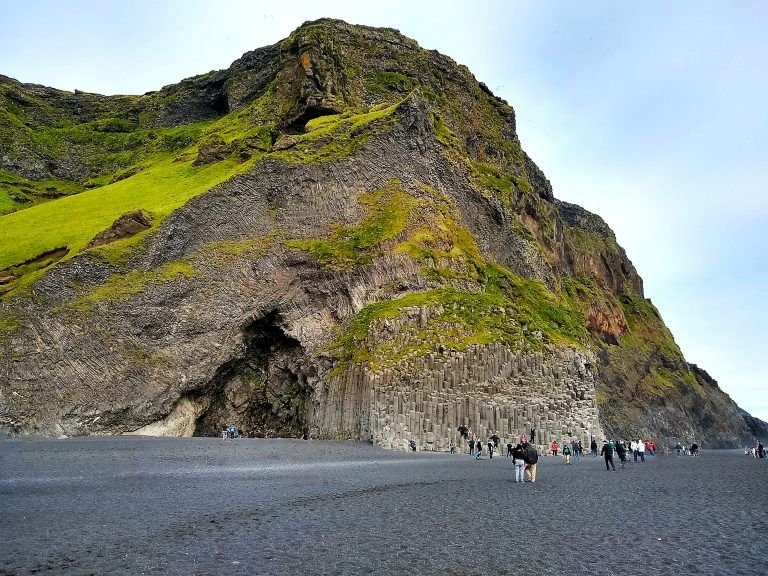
[637,439,646,462]
[630,440,638,462]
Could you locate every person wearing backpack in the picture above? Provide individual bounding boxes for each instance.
[523,442,539,483]
[562,443,572,465]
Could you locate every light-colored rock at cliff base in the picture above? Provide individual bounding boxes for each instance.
[126,396,210,437]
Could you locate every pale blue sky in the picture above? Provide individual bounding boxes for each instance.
[2,1,766,421]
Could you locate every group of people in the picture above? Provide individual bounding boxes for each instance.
[745,441,765,458]
[674,442,700,456]
[463,434,502,460]
[548,439,583,464]
[439,426,766,484]
[222,424,241,439]
[598,438,658,470]
[511,439,539,482]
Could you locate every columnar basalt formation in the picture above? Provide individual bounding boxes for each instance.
[1,19,766,447]
[364,343,603,451]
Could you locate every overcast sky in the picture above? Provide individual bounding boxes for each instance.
[2,1,766,422]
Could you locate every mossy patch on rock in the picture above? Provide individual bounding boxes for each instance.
[286,179,418,269]
[69,260,197,312]
[193,134,229,166]
[271,99,401,164]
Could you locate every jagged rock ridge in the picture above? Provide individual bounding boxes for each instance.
[0,19,765,448]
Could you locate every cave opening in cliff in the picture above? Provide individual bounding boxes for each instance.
[284,105,340,134]
[193,310,312,438]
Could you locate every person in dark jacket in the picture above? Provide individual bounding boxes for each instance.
[590,438,598,457]
[615,441,628,469]
[600,440,616,471]
[522,442,539,482]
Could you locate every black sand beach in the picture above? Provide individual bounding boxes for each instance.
[1,438,766,575]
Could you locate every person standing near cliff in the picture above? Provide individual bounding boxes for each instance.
[637,439,646,462]
[475,439,483,460]
[487,438,495,460]
[562,443,572,465]
[601,440,616,471]
[591,438,598,457]
[550,440,558,457]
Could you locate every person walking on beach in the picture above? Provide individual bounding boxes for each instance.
[551,440,558,457]
[616,441,628,469]
[475,439,483,460]
[637,439,646,462]
[487,438,495,460]
[468,434,475,455]
[512,442,526,482]
[758,441,765,458]
[572,439,581,462]
[591,438,598,457]
[523,441,539,483]
[563,443,572,465]
[601,440,616,471]
[675,442,683,456]
[630,440,638,462]
[507,442,514,458]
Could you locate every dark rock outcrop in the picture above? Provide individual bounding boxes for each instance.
[86,210,153,248]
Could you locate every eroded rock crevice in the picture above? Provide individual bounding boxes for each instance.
[193,310,314,438]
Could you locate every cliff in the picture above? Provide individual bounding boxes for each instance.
[1,19,765,448]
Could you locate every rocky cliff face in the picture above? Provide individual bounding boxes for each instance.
[1,19,765,448]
